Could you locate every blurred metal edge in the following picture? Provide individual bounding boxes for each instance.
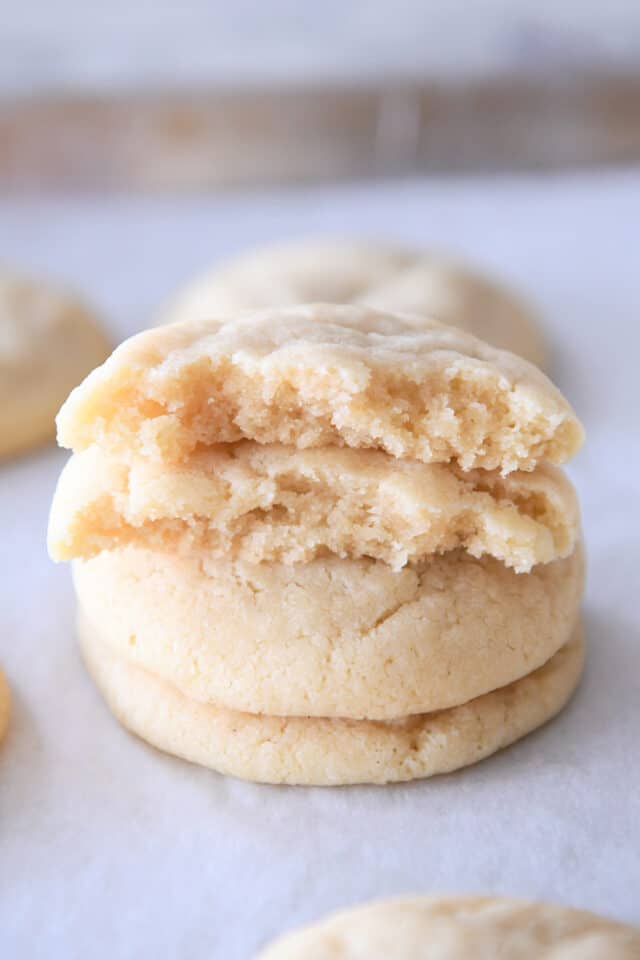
[0,73,639,192]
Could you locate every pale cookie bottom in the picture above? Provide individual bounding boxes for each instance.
[0,667,10,744]
[257,895,640,959]
[79,619,584,787]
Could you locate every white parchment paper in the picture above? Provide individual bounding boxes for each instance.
[1,173,639,959]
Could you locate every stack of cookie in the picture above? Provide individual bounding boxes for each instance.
[48,304,585,786]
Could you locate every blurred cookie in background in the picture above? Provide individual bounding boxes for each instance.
[0,268,110,459]
[158,239,546,368]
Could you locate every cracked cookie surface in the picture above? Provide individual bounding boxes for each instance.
[80,621,584,786]
[73,544,584,720]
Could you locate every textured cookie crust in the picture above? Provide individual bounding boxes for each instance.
[0,268,110,459]
[0,667,10,745]
[257,895,640,958]
[73,545,584,720]
[50,442,580,572]
[56,305,582,473]
[159,240,547,368]
[79,623,584,786]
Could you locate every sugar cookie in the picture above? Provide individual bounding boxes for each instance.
[159,240,547,367]
[257,894,640,958]
[79,622,584,785]
[50,442,579,572]
[0,268,109,458]
[74,545,583,720]
[56,306,582,473]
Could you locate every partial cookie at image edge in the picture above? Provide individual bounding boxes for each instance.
[256,894,640,959]
[0,668,10,745]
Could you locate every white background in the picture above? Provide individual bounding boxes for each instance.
[0,173,639,957]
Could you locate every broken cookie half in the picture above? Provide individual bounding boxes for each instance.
[56,304,583,474]
[49,441,579,573]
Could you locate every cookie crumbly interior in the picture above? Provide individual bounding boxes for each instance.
[49,441,579,572]
[56,306,583,473]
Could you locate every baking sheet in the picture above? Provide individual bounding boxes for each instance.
[1,173,639,958]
